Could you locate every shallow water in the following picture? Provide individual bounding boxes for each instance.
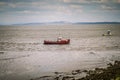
[0,24,120,80]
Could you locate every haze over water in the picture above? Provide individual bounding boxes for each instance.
[0,24,120,80]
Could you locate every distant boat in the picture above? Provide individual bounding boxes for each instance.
[102,33,112,36]
[44,39,70,45]
[102,30,112,36]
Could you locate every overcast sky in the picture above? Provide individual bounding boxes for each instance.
[0,0,120,24]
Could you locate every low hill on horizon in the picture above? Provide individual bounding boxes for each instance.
[1,22,120,26]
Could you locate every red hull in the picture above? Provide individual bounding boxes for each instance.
[44,39,70,45]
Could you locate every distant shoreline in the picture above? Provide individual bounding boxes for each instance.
[0,22,120,26]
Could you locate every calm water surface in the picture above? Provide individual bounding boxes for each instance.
[0,24,120,80]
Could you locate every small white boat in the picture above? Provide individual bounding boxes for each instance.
[102,33,112,36]
[102,30,112,36]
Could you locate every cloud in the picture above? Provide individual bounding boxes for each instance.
[69,5,83,13]
[70,5,81,9]
[63,0,98,3]
[0,1,48,9]
[8,2,46,8]
[8,3,16,8]
[15,10,41,14]
[0,2,7,6]
[101,5,114,10]
[63,0,70,3]
[62,0,120,4]
[117,0,120,3]
[0,1,58,14]
[100,3,120,11]
[100,0,120,3]
[0,0,120,24]
[63,0,90,3]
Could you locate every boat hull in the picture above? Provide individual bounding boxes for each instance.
[102,34,112,36]
[44,39,70,45]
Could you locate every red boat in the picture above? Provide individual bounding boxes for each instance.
[44,39,70,45]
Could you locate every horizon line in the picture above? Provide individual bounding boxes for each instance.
[0,21,120,26]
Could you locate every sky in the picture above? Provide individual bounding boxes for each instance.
[0,0,120,25]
